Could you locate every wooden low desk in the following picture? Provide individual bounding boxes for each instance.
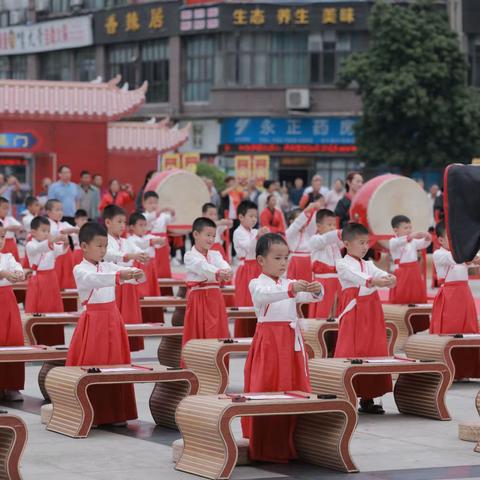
[45,364,199,438]
[175,392,358,479]
[309,357,451,420]
[0,414,27,480]
[303,318,399,358]
[140,296,187,309]
[405,334,480,382]
[158,278,185,289]
[182,339,252,395]
[14,283,78,311]
[22,313,80,345]
[226,307,256,320]
[382,304,433,351]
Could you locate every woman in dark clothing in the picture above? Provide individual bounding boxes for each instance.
[135,170,157,211]
[335,171,364,227]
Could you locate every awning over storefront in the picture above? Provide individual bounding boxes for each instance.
[107,120,191,154]
[0,75,147,122]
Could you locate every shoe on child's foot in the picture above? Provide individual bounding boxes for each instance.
[3,390,23,402]
[358,398,384,414]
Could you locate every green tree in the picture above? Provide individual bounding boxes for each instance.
[196,161,227,191]
[338,0,480,174]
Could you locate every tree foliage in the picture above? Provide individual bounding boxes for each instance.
[196,161,227,191]
[338,0,480,173]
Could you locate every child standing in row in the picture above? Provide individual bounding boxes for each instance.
[22,196,41,234]
[430,221,480,379]
[233,200,268,337]
[389,215,431,304]
[202,202,232,261]
[335,223,396,414]
[0,197,21,261]
[67,222,144,427]
[0,221,25,401]
[72,209,89,266]
[183,217,232,350]
[25,216,68,345]
[243,233,323,462]
[308,209,343,318]
[103,205,148,351]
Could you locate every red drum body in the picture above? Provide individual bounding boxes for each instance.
[350,174,430,248]
[145,169,210,235]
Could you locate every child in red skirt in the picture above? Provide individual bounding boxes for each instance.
[243,233,323,462]
[308,209,343,319]
[25,216,68,345]
[233,200,269,337]
[183,217,232,351]
[389,215,431,304]
[45,199,79,290]
[22,196,40,235]
[72,209,89,267]
[67,221,145,427]
[285,199,324,282]
[202,202,233,261]
[430,221,480,379]
[142,191,175,291]
[104,205,148,351]
[0,197,21,262]
[0,221,26,402]
[335,223,396,414]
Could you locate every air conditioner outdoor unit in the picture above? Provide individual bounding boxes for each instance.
[9,9,26,25]
[35,0,50,12]
[286,89,310,110]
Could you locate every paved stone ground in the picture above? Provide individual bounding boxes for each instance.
[7,274,480,479]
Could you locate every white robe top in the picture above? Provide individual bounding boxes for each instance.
[433,247,469,283]
[125,234,155,259]
[144,211,173,235]
[0,253,23,286]
[389,236,431,270]
[233,225,258,261]
[0,215,21,239]
[336,254,390,297]
[26,239,65,271]
[74,259,144,307]
[48,218,73,236]
[105,234,133,267]
[286,211,316,253]
[184,246,231,284]
[215,224,228,244]
[308,230,343,273]
[22,212,34,233]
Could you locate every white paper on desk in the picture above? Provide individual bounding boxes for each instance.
[126,323,162,328]
[62,289,78,294]
[40,313,79,318]
[99,367,140,373]
[245,394,299,400]
[0,346,41,351]
[411,303,432,308]
[234,339,252,345]
[364,358,413,364]
[459,334,480,338]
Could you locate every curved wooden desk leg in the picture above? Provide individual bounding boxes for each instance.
[295,408,358,473]
[157,337,182,367]
[176,405,234,479]
[0,420,27,480]
[46,371,91,438]
[394,371,451,420]
[38,360,66,401]
[172,286,187,327]
[309,361,352,403]
[149,379,196,429]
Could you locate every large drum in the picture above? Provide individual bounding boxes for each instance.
[350,174,430,246]
[145,169,210,235]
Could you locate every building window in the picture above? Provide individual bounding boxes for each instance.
[184,35,215,102]
[10,56,27,79]
[310,32,353,85]
[50,0,70,14]
[270,33,308,85]
[0,11,8,27]
[108,43,138,88]
[75,47,96,81]
[40,51,72,81]
[141,40,169,103]
[83,0,107,9]
[0,57,9,79]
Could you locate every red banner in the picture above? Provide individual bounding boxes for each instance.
[182,152,200,173]
[234,155,252,181]
[252,155,270,188]
[162,153,181,170]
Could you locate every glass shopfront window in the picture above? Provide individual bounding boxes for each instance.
[40,50,72,81]
[75,47,96,82]
[184,35,215,102]
[141,39,169,103]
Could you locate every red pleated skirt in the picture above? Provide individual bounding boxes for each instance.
[1,238,19,262]
[234,259,261,337]
[243,321,310,462]
[25,269,65,346]
[73,248,83,267]
[155,243,173,296]
[334,288,392,399]
[0,287,25,390]
[55,250,76,290]
[287,255,312,282]
[116,283,144,351]
[137,259,164,323]
[389,261,427,304]
[183,287,229,347]
[66,301,137,425]
[308,277,341,318]
[430,281,480,378]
